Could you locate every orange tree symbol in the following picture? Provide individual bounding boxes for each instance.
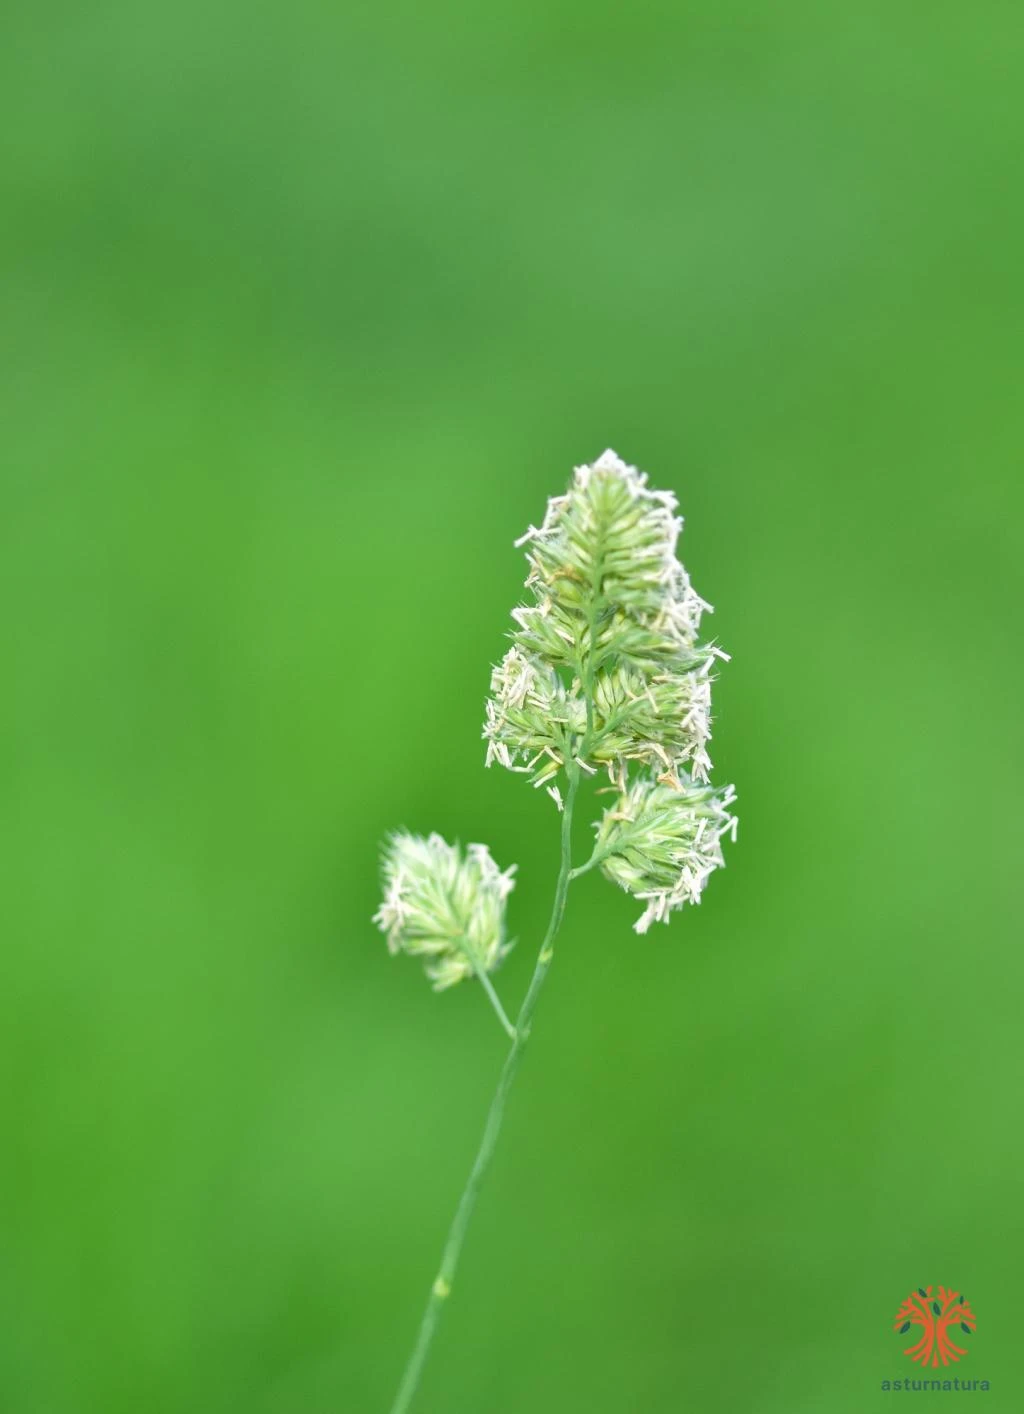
[894,1287,976,1368]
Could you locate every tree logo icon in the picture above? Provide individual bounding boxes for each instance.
[894,1287,976,1368]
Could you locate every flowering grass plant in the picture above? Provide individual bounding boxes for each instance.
[374,450,737,1412]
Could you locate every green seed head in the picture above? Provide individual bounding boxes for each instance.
[373,833,516,989]
[595,776,738,933]
[484,450,732,802]
[480,450,737,929]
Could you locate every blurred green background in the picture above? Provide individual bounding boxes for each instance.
[3,2,1022,1411]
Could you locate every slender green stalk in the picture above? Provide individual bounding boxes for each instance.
[568,844,614,881]
[388,764,581,1414]
[469,959,517,1041]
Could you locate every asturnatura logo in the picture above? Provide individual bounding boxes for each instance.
[880,1286,990,1395]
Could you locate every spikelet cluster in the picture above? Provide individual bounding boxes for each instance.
[373,833,516,990]
[595,779,738,933]
[484,449,736,930]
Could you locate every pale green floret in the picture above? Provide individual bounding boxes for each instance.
[373,833,516,990]
[595,776,738,933]
[483,647,585,787]
[509,452,712,677]
[519,454,683,620]
[590,658,719,784]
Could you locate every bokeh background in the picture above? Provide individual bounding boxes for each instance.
[3,3,1022,1411]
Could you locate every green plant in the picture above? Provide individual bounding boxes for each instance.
[374,450,737,1412]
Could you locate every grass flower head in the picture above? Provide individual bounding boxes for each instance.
[374,832,516,990]
[376,449,738,1414]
